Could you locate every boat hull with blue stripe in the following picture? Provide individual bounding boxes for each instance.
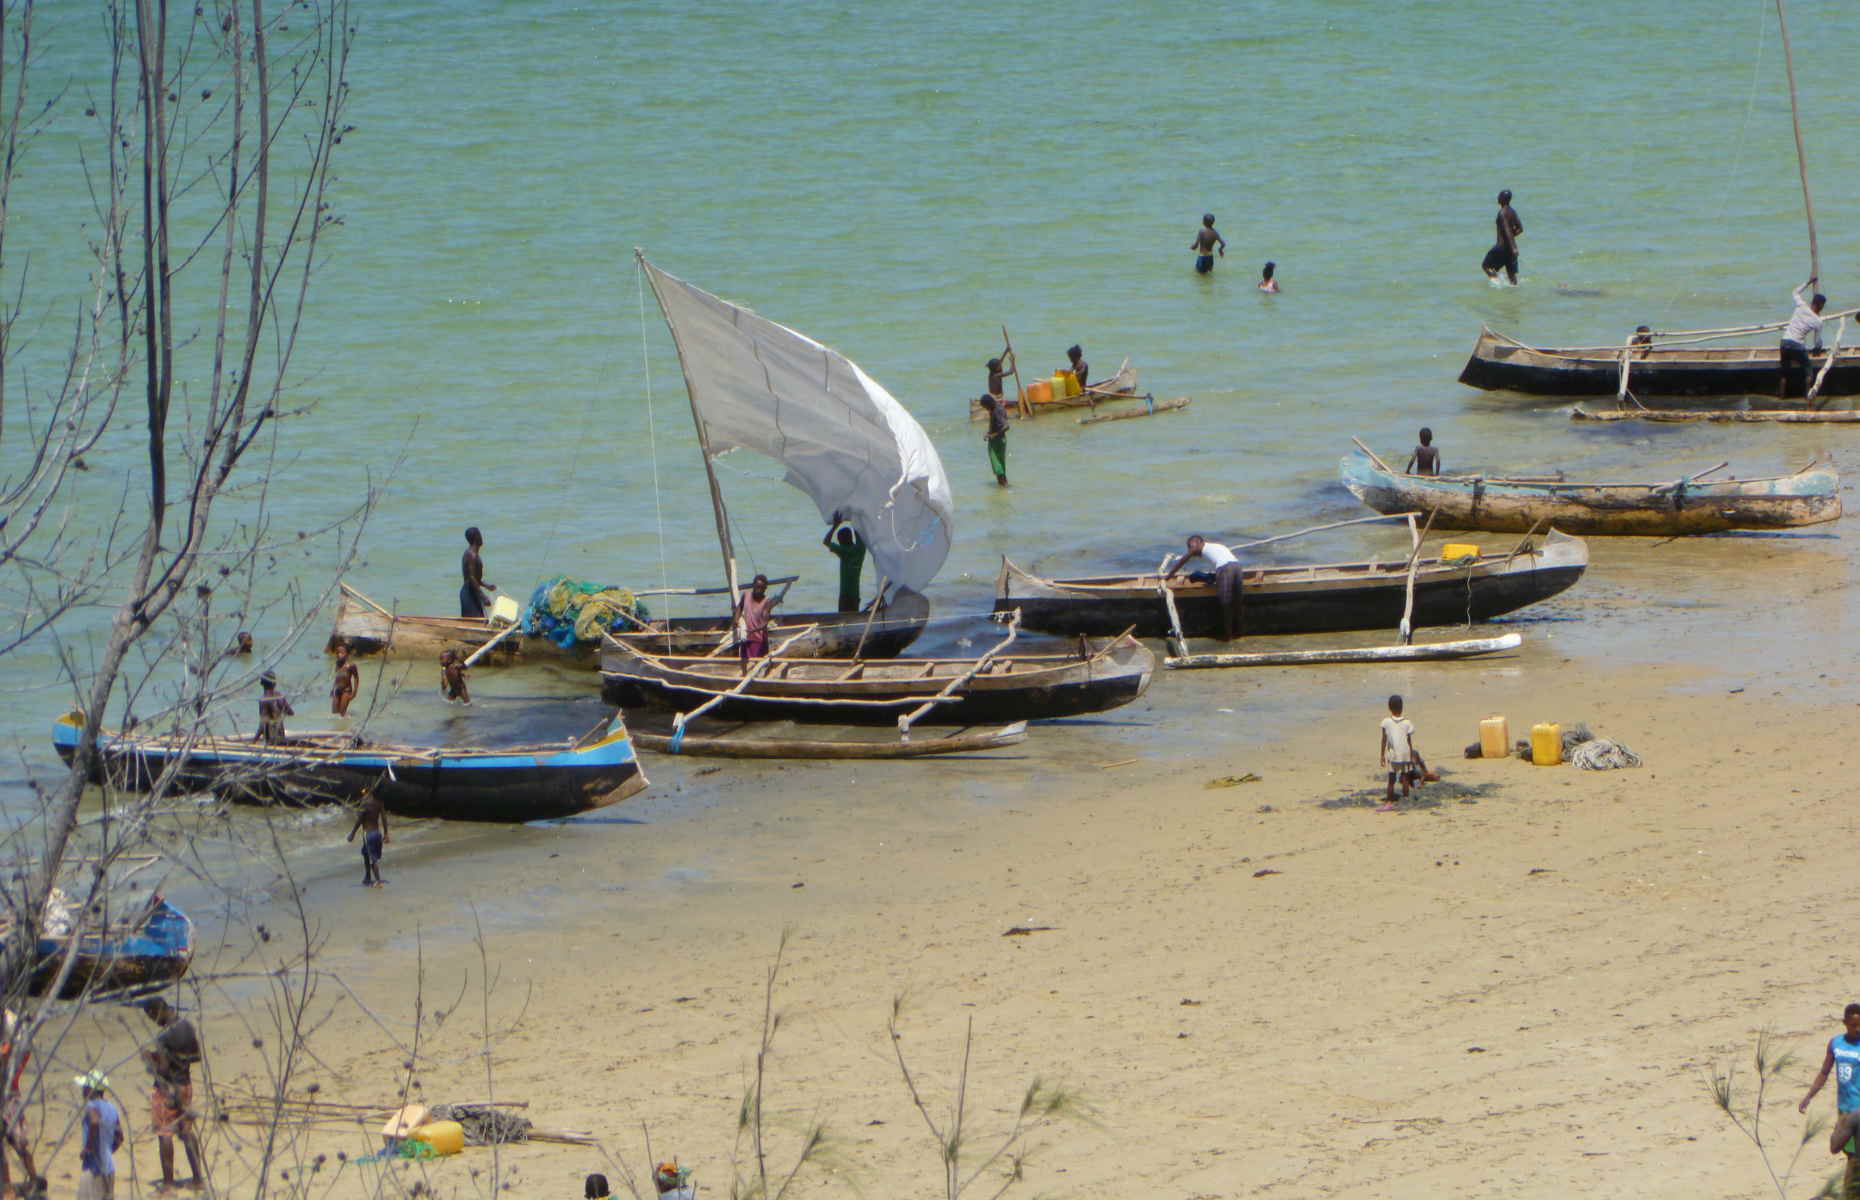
[52,711,647,823]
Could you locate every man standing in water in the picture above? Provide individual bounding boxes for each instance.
[1780,277,1826,399]
[1190,214,1226,275]
[141,997,205,1192]
[1482,189,1523,285]
[734,574,779,663]
[979,394,1009,486]
[256,673,293,744]
[347,789,388,887]
[1163,534,1244,640]
[1801,1002,1860,1197]
[460,526,495,618]
[822,513,866,613]
[330,641,359,716]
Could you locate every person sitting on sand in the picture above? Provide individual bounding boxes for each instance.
[440,649,472,705]
[1406,427,1440,476]
[1064,344,1089,388]
[585,1174,612,1199]
[1378,694,1426,811]
[1258,261,1280,293]
[1164,534,1244,640]
[257,673,294,744]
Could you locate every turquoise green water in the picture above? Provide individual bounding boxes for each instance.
[6,0,1860,839]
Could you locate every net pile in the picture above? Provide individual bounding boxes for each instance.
[428,1103,533,1145]
[1571,739,1641,770]
[522,577,651,647]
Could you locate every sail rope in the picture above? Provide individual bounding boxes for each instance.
[638,258,674,612]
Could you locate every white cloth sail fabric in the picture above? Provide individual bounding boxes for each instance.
[642,258,955,594]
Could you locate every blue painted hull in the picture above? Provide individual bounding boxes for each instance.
[52,713,647,822]
[30,897,192,1000]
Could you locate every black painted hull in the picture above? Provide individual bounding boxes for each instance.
[1459,332,1860,400]
[602,671,1148,725]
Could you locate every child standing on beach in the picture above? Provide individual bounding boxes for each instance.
[1378,694,1425,812]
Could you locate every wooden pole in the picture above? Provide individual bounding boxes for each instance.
[1165,632,1523,670]
[1156,554,1187,657]
[897,610,1019,739]
[850,575,888,660]
[1001,326,1030,419]
[1398,509,1438,645]
[1809,315,1846,404]
[462,622,523,667]
[1774,0,1820,282]
[671,624,820,733]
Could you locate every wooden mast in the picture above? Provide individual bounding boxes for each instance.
[638,251,743,609]
[1774,0,1819,281]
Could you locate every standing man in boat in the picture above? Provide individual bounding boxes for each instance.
[734,574,779,663]
[1482,190,1523,285]
[1164,534,1245,640]
[460,526,496,619]
[979,394,1010,487]
[1190,214,1226,275]
[1780,277,1826,399]
[822,512,866,613]
[1064,345,1090,388]
[1406,428,1440,476]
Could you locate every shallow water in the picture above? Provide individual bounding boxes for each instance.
[4,0,1860,918]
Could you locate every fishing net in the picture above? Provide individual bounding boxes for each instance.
[521,577,651,648]
[428,1103,533,1145]
[1571,738,1642,770]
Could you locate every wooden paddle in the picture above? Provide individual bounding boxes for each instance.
[1001,326,1030,418]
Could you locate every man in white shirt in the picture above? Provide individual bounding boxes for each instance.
[1781,277,1826,399]
[1164,534,1245,640]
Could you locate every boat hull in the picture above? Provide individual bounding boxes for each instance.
[1341,451,1841,535]
[600,638,1154,725]
[992,533,1588,639]
[1459,329,1860,400]
[52,713,647,822]
[30,899,192,1000]
[330,587,928,665]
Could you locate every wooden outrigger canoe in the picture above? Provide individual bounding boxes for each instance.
[328,583,930,666]
[1459,326,1860,400]
[16,893,194,1000]
[1164,632,1523,670]
[968,360,1146,419]
[630,721,1028,758]
[1571,405,1860,424]
[52,710,648,822]
[600,634,1154,726]
[993,532,1587,639]
[1341,448,1840,535]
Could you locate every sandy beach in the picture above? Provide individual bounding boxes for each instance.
[24,631,1858,1200]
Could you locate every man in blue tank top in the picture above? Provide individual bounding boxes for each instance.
[1800,1002,1860,1191]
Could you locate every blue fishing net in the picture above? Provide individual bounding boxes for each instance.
[521,577,651,648]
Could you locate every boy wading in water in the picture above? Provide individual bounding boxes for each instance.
[1801,1002,1860,1197]
[347,790,388,887]
[1406,427,1440,476]
[330,641,359,716]
[439,649,471,705]
[1378,694,1426,812]
[979,394,1009,486]
[1190,213,1225,274]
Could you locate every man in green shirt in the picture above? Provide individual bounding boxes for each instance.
[822,513,867,613]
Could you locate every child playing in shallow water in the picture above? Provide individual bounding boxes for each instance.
[440,650,471,705]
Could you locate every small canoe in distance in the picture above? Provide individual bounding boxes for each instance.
[52,710,648,822]
[21,894,193,1000]
[969,360,1143,419]
[630,722,1028,759]
[1571,406,1860,424]
[600,636,1155,725]
[1340,449,1840,535]
[1165,632,1522,670]
[328,583,929,666]
[993,532,1587,640]
[1459,326,1860,400]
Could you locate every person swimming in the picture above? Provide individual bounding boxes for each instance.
[1258,261,1279,293]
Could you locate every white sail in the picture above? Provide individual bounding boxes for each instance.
[641,256,954,594]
